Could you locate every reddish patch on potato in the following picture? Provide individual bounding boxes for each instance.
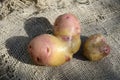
[99,45,110,55]
[98,35,110,55]
[61,36,72,41]
[47,47,50,53]
[36,57,40,62]
[28,13,81,66]
[66,16,70,19]
[83,34,110,61]
[104,45,110,54]
[101,38,106,42]
[54,13,81,36]
[65,55,71,62]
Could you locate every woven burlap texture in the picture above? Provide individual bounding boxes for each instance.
[0,0,120,80]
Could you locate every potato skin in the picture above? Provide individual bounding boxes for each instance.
[54,13,81,36]
[28,34,72,66]
[83,34,110,61]
[28,13,81,66]
[54,13,81,54]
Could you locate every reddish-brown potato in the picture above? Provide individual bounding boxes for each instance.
[83,34,110,61]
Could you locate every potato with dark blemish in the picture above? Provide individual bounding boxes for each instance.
[28,13,81,66]
[83,34,110,61]
[54,13,81,54]
[28,34,72,66]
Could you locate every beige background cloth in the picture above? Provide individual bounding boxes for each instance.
[0,0,120,80]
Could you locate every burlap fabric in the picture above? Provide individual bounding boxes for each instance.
[0,0,120,80]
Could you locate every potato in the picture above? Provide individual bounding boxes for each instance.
[28,13,81,66]
[83,34,110,61]
[54,13,81,36]
[28,34,72,66]
[54,13,81,54]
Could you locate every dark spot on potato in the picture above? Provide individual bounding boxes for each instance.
[29,45,32,48]
[37,57,40,62]
[66,16,70,19]
[47,47,49,53]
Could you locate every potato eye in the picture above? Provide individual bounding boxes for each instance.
[29,45,32,48]
[37,57,40,62]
